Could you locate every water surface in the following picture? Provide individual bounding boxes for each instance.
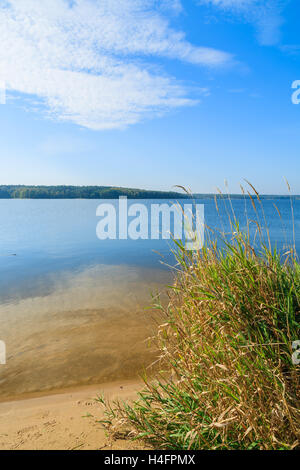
[0,198,298,399]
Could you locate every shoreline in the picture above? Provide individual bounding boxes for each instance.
[0,377,142,405]
[0,379,145,450]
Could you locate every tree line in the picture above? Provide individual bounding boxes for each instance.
[0,185,296,199]
[0,185,186,199]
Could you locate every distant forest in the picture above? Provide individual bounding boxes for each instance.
[0,185,298,199]
[0,185,186,199]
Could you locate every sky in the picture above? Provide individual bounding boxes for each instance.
[0,0,300,194]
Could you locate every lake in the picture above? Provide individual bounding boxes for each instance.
[0,197,299,400]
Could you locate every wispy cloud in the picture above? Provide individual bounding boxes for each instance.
[198,0,288,46]
[280,44,300,56]
[0,0,232,130]
[159,0,184,14]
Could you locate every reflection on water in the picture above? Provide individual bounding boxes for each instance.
[0,264,172,400]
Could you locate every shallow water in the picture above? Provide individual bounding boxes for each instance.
[0,264,171,399]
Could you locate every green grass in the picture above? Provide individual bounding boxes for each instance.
[99,189,300,450]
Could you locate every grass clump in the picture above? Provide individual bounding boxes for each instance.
[100,194,300,450]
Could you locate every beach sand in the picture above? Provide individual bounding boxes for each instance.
[0,379,146,450]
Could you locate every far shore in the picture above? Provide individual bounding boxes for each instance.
[0,379,146,450]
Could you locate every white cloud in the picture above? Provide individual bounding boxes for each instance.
[199,0,287,46]
[0,0,232,130]
[201,0,254,5]
[159,0,184,14]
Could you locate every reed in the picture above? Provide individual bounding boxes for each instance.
[99,187,300,450]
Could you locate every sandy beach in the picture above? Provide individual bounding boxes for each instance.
[0,265,169,449]
[0,379,146,450]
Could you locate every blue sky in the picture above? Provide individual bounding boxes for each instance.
[0,0,299,194]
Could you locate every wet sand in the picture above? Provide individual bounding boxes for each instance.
[0,380,147,450]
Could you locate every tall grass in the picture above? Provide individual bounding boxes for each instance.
[99,190,300,450]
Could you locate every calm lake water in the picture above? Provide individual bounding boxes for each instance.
[0,197,299,399]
